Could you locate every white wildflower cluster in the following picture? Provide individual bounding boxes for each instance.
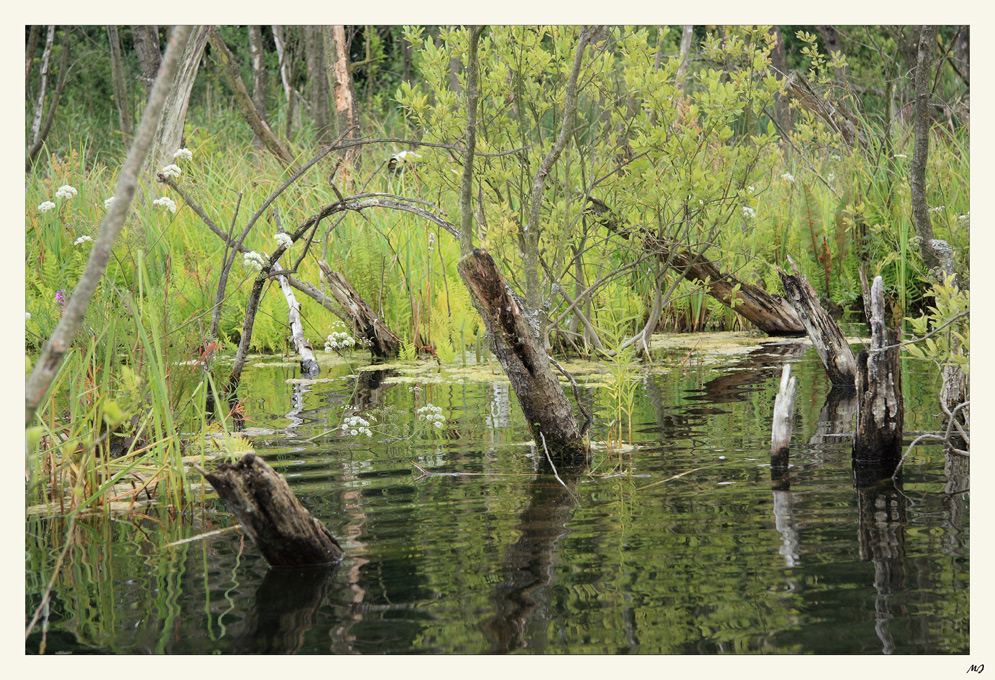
[73,235,93,246]
[25,312,31,320]
[929,205,945,214]
[324,330,356,351]
[746,186,755,194]
[173,147,193,162]
[161,164,182,179]
[38,201,56,213]
[742,206,756,220]
[958,212,970,224]
[831,154,842,161]
[104,197,115,210]
[243,251,267,272]
[340,415,373,437]
[427,231,436,252]
[781,173,795,182]
[894,154,907,159]
[827,173,836,183]
[274,233,293,249]
[417,404,446,429]
[55,185,78,200]
[153,196,177,213]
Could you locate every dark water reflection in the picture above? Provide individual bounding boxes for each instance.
[25,337,969,654]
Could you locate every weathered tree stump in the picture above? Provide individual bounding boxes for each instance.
[196,453,343,567]
[274,262,319,378]
[771,364,796,469]
[852,276,904,464]
[458,248,588,462]
[317,260,401,359]
[780,260,857,386]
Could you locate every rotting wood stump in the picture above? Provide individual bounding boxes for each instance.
[852,276,904,465]
[195,453,343,567]
[458,248,588,463]
[780,260,856,386]
[318,260,401,360]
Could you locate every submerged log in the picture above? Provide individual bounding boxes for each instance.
[853,277,904,464]
[317,260,401,359]
[780,260,857,386]
[196,453,344,567]
[771,364,796,468]
[458,248,588,462]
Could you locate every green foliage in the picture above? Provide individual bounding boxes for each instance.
[904,275,969,373]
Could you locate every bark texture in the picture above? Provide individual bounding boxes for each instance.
[317,261,401,360]
[131,25,162,93]
[780,264,857,385]
[248,25,268,150]
[853,276,904,464]
[197,453,344,567]
[147,26,209,173]
[274,262,320,377]
[458,249,588,462]
[304,26,332,145]
[328,26,361,160]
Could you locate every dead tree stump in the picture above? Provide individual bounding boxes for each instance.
[317,261,401,359]
[196,453,344,567]
[853,276,904,464]
[771,364,796,469]
[458,248,588,463]
[780,260,856,386]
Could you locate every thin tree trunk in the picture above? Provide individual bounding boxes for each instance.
[248,25,268,151]
[25,24,41,93]
[272,25,299,138]
[676,25,694,91]
[910,25,951,280]
[771,364,796,467]
[146,26,209,175]
[327,26,361,165]
[25,30,69,172]
[273,262,320,377]
[107,25,133,144]
[207,27,295,168]
[131,25,162,94]
[458,26,484,256]
[816,25,848,84]
[304,25,332,146]
[29,25,55,148]
[952,26,969,88]
[25,25,193,427]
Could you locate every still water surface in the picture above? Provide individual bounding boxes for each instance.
[25,333,969,654]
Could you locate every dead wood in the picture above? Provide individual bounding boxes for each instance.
[317,261,401,359]
[196,453,343,567]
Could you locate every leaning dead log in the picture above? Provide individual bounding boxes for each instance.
[853,276,904,464]
[317,261,401,359]
[458,248,588,462]
[273,262,319,378]
[664,244,806,335]
[195,453,344,567]
[771,364,796,468]
[780,259,857,386]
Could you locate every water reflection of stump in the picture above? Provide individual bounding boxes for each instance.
[234,566,338,654]
[485,463,582,654]
[353,369,396,410]
[808,386,856,446]
[853,466,908,655]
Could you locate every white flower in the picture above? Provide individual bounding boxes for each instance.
[827,173,836,182]
[104,197,115,210]
[161,164,182,179]
[781,173,795,182]
[152,196,177,213]
[747,186,755,194]
[173,148,193,162]
[38,201,56,213]
[958,213,970,223]
[433,421,443,429]
[55,185,78,200]
[25,312,31,320]
[929,205,945,214]
[742,206,756,220]
[893,154,907,159]
[274,233,293,249]
[831,154,841,161]
[73,235,93,246]
[243,251,267,272]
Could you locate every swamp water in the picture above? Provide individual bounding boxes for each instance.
[25,332,969,654]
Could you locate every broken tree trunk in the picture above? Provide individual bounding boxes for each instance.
[458,249,588,463]
[663,243,805,335]
[853,276,904,464]
[771,364,796,469]
[780,260,857,386]
[783,70,867,148]
[273,262,320,378]
[317,260,401,360]
[196,453,344,567]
